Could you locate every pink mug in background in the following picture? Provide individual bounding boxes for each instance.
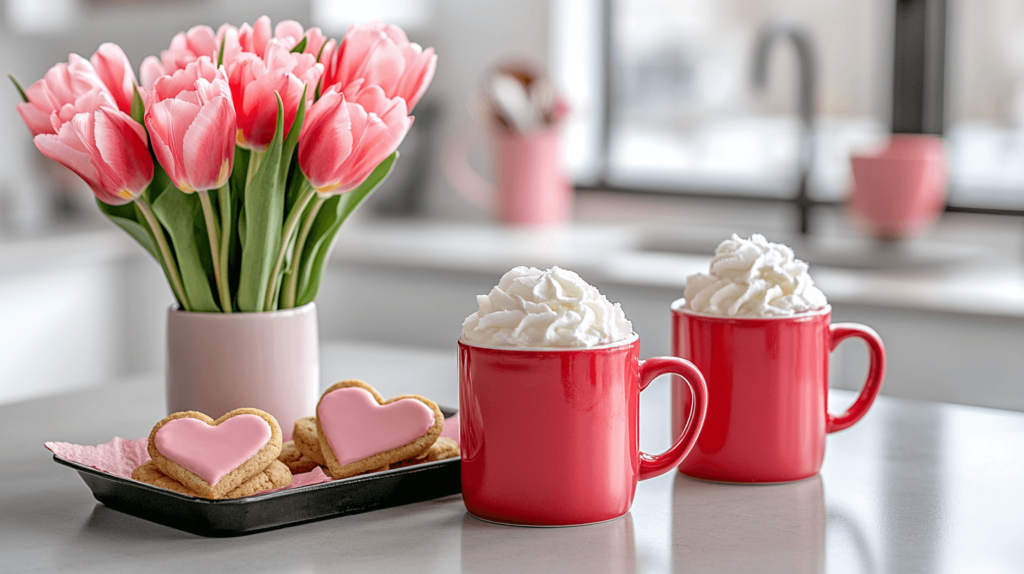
[459,334,708,526]
[670,301,885,483]
[443,127,572,225]
[849,134,947,240]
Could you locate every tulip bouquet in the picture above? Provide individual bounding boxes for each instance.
[9,17,435,313]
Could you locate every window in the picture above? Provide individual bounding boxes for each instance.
[553,0,1024,216]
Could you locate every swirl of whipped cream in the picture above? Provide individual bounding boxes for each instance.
[461,266,634,348]
[684,234,827,317]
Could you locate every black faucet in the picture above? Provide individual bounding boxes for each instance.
[751,18,819,236]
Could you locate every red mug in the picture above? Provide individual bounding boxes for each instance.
[670,301,885,483]
[459,334,708,526]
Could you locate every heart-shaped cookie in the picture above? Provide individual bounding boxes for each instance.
[148,408,282,499]
[316,380,443,479]
[133,459,292,499]
[391,437,461,469]
[293,416,326,466]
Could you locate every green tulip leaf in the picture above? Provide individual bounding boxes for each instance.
[290,37,308,54]
[151,187,220,312]
[144,161,173,206]
[130,84,145,125]
[279,86,306,191]
[96,199,159,262]
[295,152,398,306]
[8,72,28,103]
[226,146,248,289]
[217,38,226,67]
[236,94,286,312]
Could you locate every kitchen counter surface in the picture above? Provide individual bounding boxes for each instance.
[8,201,1024,321]
[3,340,1022,573]
[327,218,1024,321]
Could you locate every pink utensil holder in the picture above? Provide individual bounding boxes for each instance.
[849,134,947,240]
[444,127,572,226]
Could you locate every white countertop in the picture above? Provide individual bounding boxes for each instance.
[325,217,1024,320]
[3,339,1023,573]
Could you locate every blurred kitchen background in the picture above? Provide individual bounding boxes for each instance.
[2,0,1024,412]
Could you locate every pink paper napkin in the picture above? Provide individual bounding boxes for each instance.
[45,414,461,496]
[440,412,460,442]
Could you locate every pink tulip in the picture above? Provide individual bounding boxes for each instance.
[141,25,218,90]
[227,40,322,151]
[146,57,235,192]
[90,43,139,115]
[33,108,153,205]
[324,21,436,111]
[270,20,332,59]
[238,16,272,58]
[16,55,107,136]
[298,85,412,193]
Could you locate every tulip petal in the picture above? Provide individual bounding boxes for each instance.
[16,101,54,136]
[141,56,165,91]
[94,109,153,196]
[91,42,136,114]
[185,25,218,60]
[146,98,201,189]
[34,131,102,190]
[182,96,235,190]
[298,90,354,190]
[398,47,436,111]
[252,16,272,56]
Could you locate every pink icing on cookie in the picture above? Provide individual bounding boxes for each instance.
[318,387,435,468]
[154,414,271,486]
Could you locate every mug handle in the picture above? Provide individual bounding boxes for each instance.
[441,126,494,210]
[638,357,708,481]
[826,323,886,433]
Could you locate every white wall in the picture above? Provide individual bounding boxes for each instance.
[0,235,172,404]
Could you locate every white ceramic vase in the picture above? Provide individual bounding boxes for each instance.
[166,303,319,441]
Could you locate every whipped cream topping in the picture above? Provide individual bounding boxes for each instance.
[684,234,827,317]
[461,266,634,348]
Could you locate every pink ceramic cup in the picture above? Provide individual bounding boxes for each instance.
[443,127,572,225]
[849,134,947,240]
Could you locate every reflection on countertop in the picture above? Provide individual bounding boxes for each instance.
[671,475,827,573]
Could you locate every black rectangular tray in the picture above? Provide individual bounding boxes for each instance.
[53,409,461,537]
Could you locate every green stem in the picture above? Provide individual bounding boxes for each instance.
[136,198,191,311]
[198,190,228,313]
[217,182,232,312]
[263,185,316,311]
[281,193,327,309]
[245,149,264,191]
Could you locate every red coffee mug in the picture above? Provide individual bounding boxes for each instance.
[459,334,708,526]
[670,301,885,483]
